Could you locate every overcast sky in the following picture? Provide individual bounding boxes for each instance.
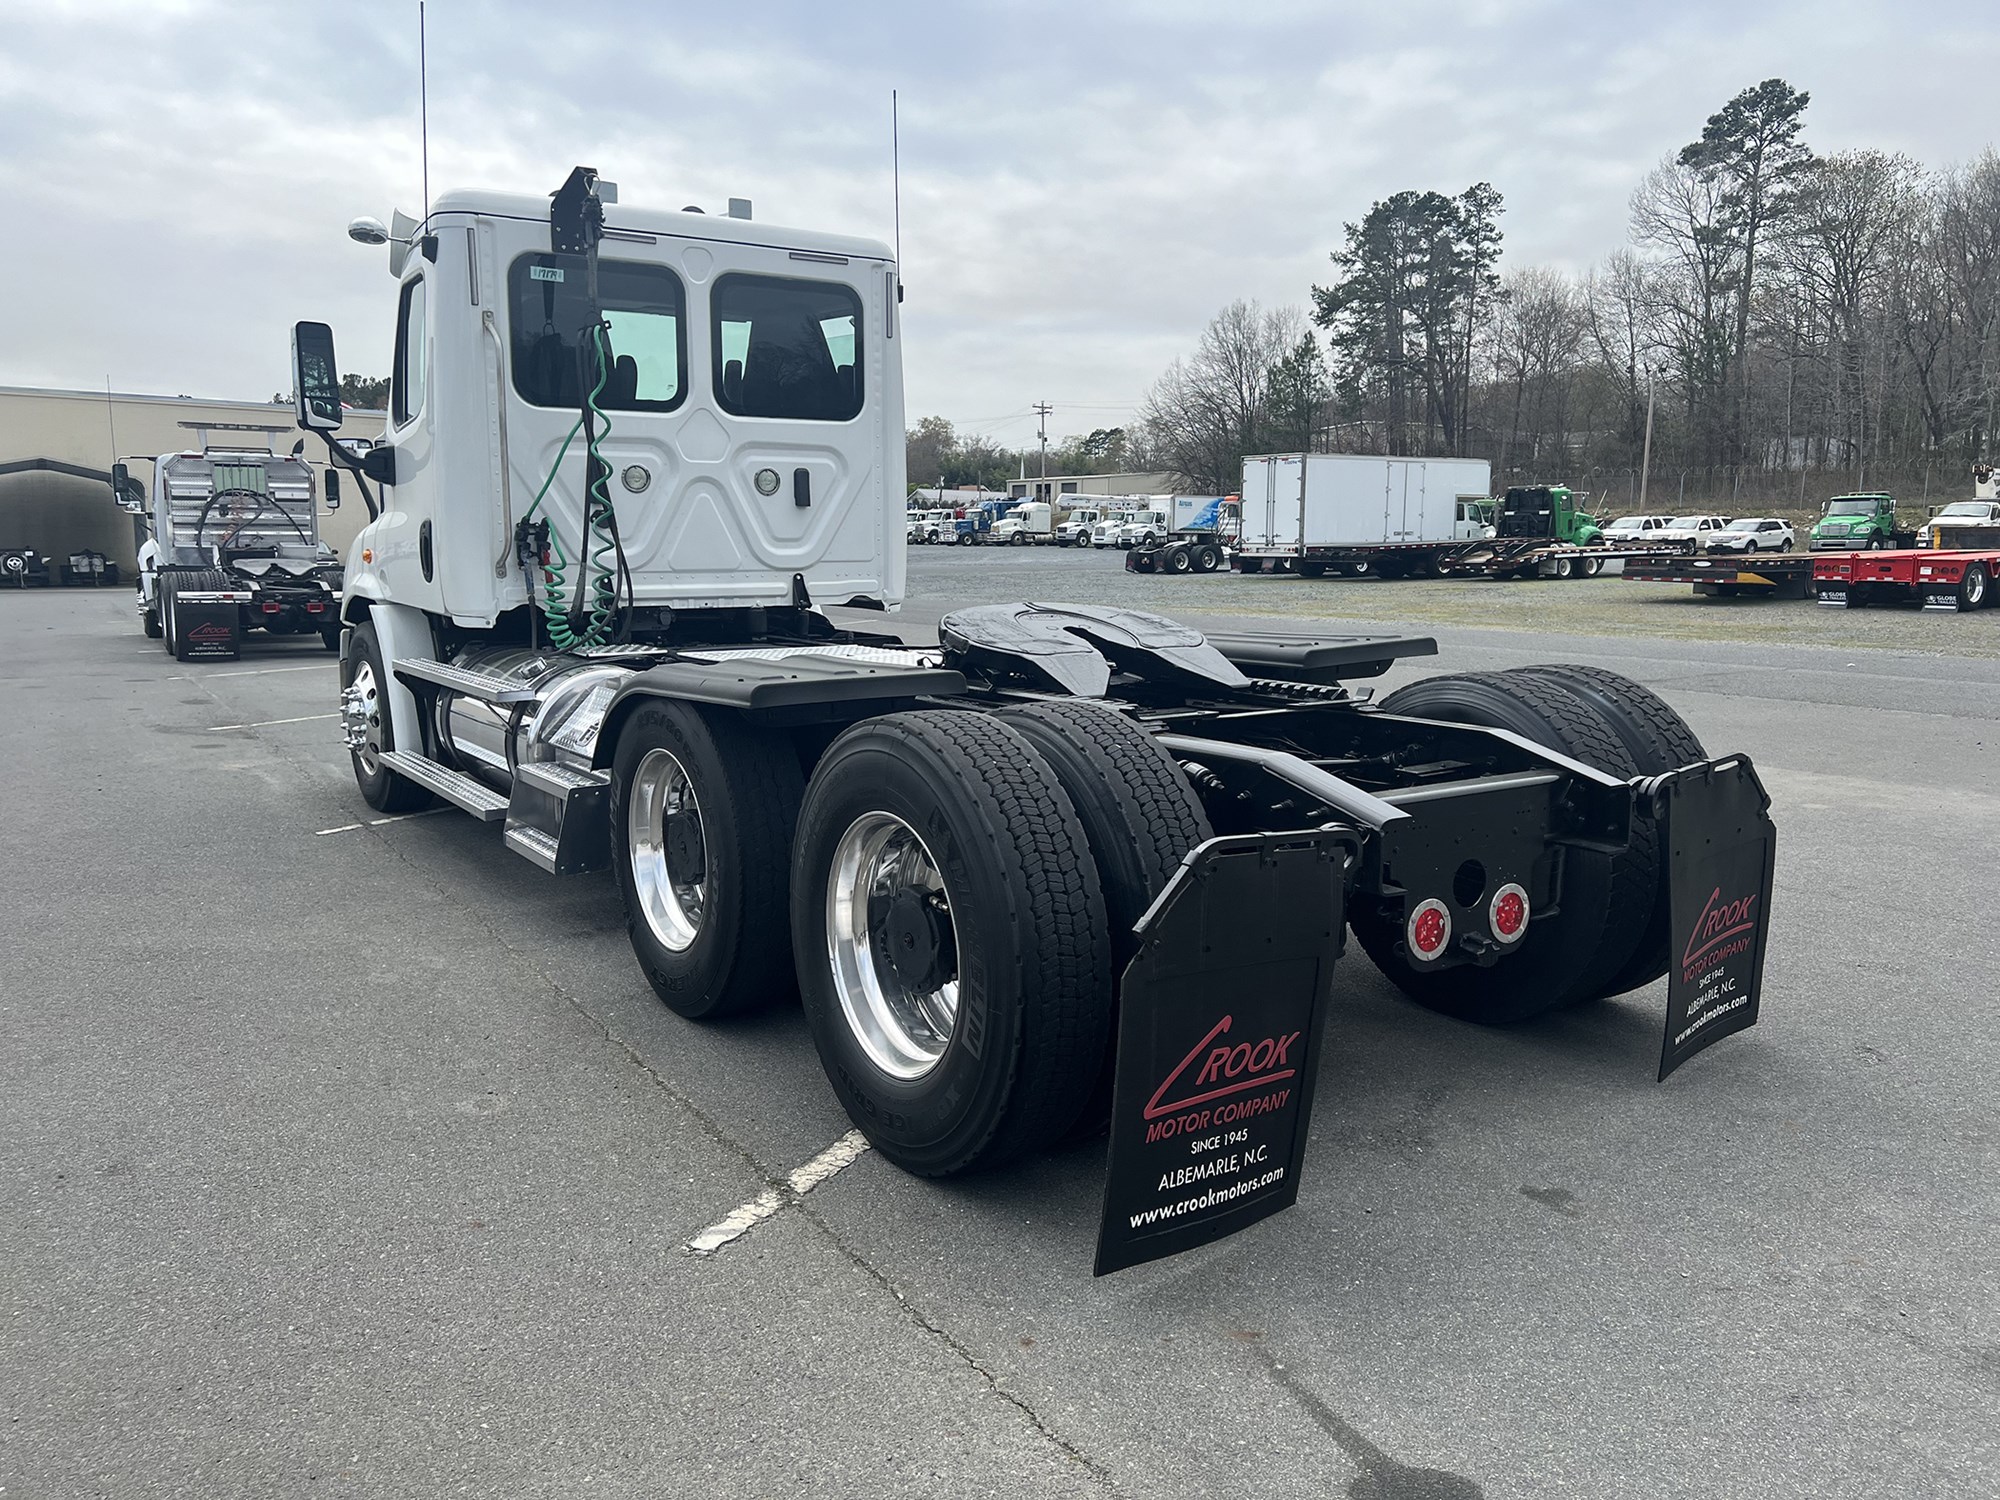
[2,0,1994,450]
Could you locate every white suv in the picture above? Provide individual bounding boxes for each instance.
[1700,518,1794,554]
[1657,515,1732,551]
[1599,514,1675,545]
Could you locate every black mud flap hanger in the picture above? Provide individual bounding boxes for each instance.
[1095,828,1357,1276]
[1638,756,1778,1081]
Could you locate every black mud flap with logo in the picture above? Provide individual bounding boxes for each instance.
[1094,830,1353,1276]
[1652,757,1777,1081]
[176,599,244,660]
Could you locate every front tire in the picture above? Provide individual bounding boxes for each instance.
[341,621,434,813]
[792,711,1112,1175]
[611,700,803,1020]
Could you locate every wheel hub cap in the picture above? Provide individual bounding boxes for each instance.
[630,748,706,953]
[827,812,959,1080]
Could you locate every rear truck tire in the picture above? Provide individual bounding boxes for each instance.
[1239,556,1265,575]
[1193,543,1222,573]
[992,701,1214,1133]
[1297,559,1328,579]
[611,699,804,1020]
[1960,563,1990,610]
[321,625,343,652]
[1515,663,1707,996]
[791,711,1113,1175]
[1582,555,1605,577]
[1166,545,1193,574]
[341,621,435,814]
[1347,558,1373,577]
[142,599,162,638]
[1353,671,1656,1023]
[1552,555,1576,579]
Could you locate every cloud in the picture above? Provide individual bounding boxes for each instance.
[0,0,1994,446]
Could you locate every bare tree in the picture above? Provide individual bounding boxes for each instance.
[1140,301,1308,490]
[1492,267,1587,483]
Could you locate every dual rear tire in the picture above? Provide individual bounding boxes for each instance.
[1356,664,1704,1023]
[610,699,1212,1176]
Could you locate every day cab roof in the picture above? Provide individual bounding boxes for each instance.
[425,188,896,266]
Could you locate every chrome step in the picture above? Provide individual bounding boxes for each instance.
[514,760,611,795]
[393,657,539,703]
[378,750,509,821]
[504,759,612,875]
[503,824,562,872]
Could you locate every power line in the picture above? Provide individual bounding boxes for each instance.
[1033,402,1052,479]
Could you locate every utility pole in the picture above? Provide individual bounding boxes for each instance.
[1033,402,1052,481]
[1637,371,1656,511]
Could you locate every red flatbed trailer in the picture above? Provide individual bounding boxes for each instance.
[1813,549,2000,612]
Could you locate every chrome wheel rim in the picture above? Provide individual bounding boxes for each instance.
[826,811,958,1081]
[629,748,706,952]
[348,658,385,774]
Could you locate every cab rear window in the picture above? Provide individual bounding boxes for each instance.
[509,254,687,412]
[712,274,862,422]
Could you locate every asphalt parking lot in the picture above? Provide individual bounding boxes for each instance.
[5,560,1996,1499]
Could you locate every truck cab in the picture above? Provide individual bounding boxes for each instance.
[1494,486,1603,548]
[1116,506,1170,549]
[332,184,904,629]
[1055,507,1100,546]
[1922,500,2000,550]
[1811,493,1908,551]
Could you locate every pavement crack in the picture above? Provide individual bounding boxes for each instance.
[789,1194,1126,1497]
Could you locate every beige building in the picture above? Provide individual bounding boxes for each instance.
[1006,471,1175,503]
[0,385,386,576]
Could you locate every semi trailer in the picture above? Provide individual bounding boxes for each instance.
[1235,454,1493,577]
[294,167,1776,1270]
[119,432,346,660]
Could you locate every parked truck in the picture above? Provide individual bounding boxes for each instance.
[1808,493,1916,551]
[1054,506,1101,547]
[289,167,1775,1267]
[119,433,346,660]
[989,500,1055,544]
[1126,495,1240,573]
[1235,454,1494,577]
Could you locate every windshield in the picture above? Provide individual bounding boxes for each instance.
[1824,498,1879,516]
[1717,519,1761,532]
[1935,503,1988,517]
[1607,516,1647,528]
[1667,516,1708,526]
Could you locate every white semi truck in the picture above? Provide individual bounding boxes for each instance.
[290,168,1774,1256]
[119,429,346,660]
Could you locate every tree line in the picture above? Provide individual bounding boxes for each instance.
[911,80,2000,512]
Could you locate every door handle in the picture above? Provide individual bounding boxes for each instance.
[794,468,811,507]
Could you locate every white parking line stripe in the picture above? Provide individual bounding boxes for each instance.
[208,713,339,731]
[686,1130,872,1257]
[198,664,335,679]
[787,1129,872,1194]
[686,1191,786,1256]
[313,809,447,836]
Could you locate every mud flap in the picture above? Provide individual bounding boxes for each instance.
[1094,830,1355,1276]
[1649,757,1777,1081]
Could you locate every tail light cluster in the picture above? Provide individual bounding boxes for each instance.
[1404,882,1531,965]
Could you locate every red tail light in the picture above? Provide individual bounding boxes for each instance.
[1406,899,1451,963]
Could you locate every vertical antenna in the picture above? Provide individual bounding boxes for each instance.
[891,89,902,276]
[104,376,118,469]
[419,0,430,217]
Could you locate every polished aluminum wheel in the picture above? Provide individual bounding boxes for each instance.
[826,811,958,1080]
[629,747,707,953]
[345,658,384,773]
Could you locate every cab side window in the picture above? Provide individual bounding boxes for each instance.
[392,276,429,427]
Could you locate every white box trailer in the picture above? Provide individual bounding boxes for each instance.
[1238,454,1492,577]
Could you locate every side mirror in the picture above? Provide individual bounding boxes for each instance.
[324,470,341,512]
[360,445,402,486]
[292,320,344,432]
[111,462,143,514]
